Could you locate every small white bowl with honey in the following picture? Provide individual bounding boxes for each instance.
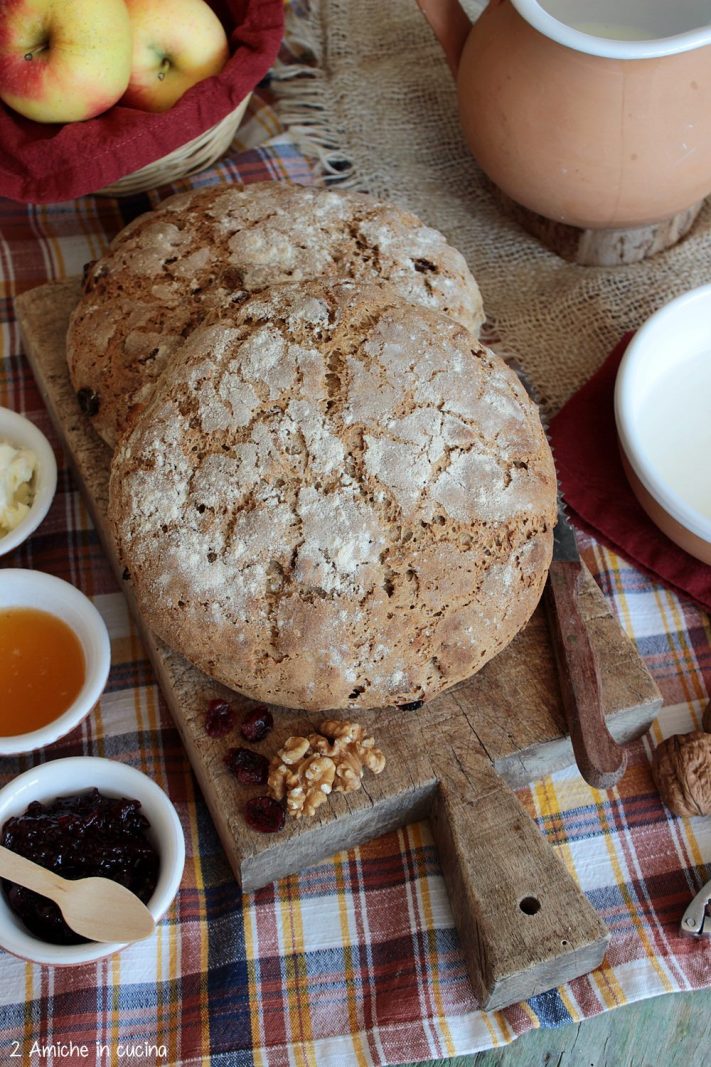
[0,407,57,557]
[0,570,111,755]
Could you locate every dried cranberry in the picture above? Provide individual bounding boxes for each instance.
[244,796,285,834]
[240,706,273,743]
[204,698,236,738]
[226,747,269,785]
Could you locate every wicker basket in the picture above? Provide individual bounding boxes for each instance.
[97,93,252,197]
[0,1,282,204]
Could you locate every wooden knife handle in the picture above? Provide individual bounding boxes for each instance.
[545,560,628,789]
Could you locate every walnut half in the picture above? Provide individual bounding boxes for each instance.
[268,721,386,818]
[652,731,711,818]
[268,748,336,818]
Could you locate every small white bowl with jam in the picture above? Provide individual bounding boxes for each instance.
[0,407,57,557]
[0,570,111,755]
[0,757,185,965]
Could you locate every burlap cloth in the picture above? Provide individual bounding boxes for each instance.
[274,0,711,414]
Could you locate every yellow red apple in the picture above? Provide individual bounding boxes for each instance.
[0,0,133,123]
[122,0,229,112]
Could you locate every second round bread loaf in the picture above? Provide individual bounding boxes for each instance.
[68,182,484,448]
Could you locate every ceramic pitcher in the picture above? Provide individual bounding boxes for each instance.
[417,0,711,229]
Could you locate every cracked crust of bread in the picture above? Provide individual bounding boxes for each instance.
[67,181,485,448]
[108,280,555,712]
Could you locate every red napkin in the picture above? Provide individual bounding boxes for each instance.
[548,333,711,612]
[0,0,283,204]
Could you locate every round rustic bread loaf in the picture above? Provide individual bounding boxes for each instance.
[108,280,556,711]
[67,181,484,448]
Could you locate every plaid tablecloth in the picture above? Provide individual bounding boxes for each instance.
[1,88,710,1067]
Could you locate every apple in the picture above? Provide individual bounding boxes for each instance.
[122,0,229,112]
[0,0,132,123]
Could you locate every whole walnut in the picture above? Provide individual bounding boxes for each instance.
[652,732,711,817]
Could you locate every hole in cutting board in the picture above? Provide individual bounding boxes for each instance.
[519,895,541,915]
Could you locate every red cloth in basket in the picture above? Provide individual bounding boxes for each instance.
[0,0,283,204]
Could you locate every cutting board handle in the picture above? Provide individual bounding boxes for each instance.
[431,758,608,1010]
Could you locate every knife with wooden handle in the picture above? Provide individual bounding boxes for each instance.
[506,355,627,789]
[544,504,628,789]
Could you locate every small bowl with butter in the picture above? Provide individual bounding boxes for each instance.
[615,285,711,564]
[0,570,111,755]
[0,407,57,557]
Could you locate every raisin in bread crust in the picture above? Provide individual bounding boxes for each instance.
[108,280,555,712]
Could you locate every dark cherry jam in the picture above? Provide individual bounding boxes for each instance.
[1,789,159,945]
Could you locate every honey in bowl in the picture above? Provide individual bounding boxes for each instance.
[0,608,85,736]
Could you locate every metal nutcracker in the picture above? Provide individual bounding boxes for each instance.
[681,879,711,937]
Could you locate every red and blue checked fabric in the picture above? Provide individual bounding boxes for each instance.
[0,90,710,1066]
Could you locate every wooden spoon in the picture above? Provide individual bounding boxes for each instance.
[0,844,156,943]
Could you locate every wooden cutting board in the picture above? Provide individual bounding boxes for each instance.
[16,280,662,1012]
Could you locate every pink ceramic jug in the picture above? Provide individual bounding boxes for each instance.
[417,0,711,229]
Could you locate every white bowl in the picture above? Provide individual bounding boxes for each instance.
[614,284,711,564]
[0,757,185,965]
[0,407,57,557]
[0,570,111,755]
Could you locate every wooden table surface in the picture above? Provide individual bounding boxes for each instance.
[407,988,711,1065]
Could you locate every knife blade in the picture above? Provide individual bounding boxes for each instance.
[507,357,627,789]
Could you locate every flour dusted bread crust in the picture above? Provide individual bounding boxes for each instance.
[108,280,555,711]
[67,182,484,448]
